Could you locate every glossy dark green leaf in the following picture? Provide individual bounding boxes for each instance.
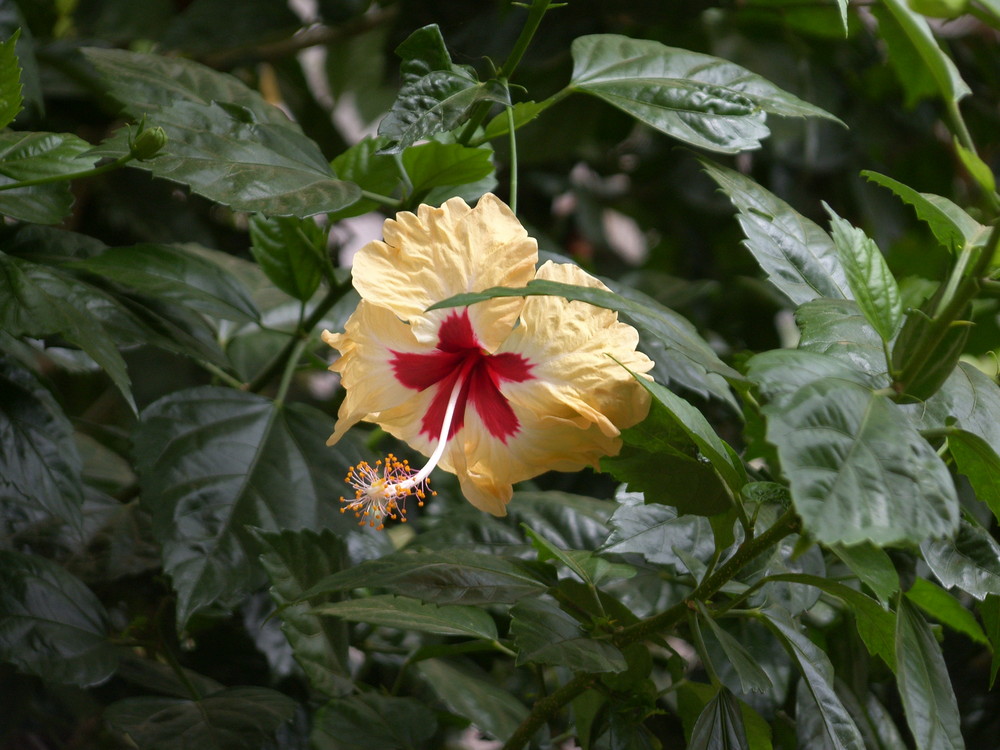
[416,658,531,742]
[0,252,134,410]
[105,687,296,750]
[895,599,965,750]
[480,99,551,142]
[948,430,1000,524]
[826,207,902,342]
[0,131,97,223]
[82,48,360,217]
[0,358,84,530]
[761,607,865,750]
[394,23,453,85]
[133,387,374,628]
[689,687,749,750]
[698,610,773,694]
[510,597,627,673]
[316,594,498,640]
[700,159,850,303]
[880,0,971,103]
[570,35,839,153]
[979,595,1000,687]
[862,171,985,252]
[830,543,900,605]
[765,574,896,671]
[329,136,401,219]
[747,349,876,403]
[919,363,1000,459]
[763,378,957,545]
[299,548,556,605]
[678,681,773,750]
[921,520,1000,600]
[0,549,117,686]
[402,140,494,201]
[379,69,509,153]
[430,278,741,395]
[254,529,353,698]
[68,243,259,322]
[601,496,714,572]
[312,693,436,750]
[795,300,887,380]
[905,578,988,645]
[0,30,22,129]
[248,215,327,301]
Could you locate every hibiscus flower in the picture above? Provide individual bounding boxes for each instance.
[323,194,653,526]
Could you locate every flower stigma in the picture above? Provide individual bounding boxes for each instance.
[340,362,466,529]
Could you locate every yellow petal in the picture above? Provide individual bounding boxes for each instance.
[498,261,653,438]
[322,301,431,446]
[350,194,537,351]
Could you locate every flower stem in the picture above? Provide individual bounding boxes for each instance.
[506,92,518,214]
[500,505,800,750]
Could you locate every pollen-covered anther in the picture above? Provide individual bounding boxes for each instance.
[339,453,435,531]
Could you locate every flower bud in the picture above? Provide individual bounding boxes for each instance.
[130,126,168,160]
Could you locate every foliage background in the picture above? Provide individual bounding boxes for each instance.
[1,0,999,748]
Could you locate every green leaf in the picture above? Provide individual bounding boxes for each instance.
[921,520,1000,600]
[689,686,749,750]
[315,594,498,640]
[480,99,551,142]
[795,300,887,380]
[700,159,850,303]
[0,549,117,686]
[570,35,840,154]
[953,139,996,193]
[601,495,715,572]
[979,595,1000,687]
[0,30,22,129]
[0,131,97,223]
[862,171,985,252]
[880,0,971,103]
[378,69,509,153]
[947,429,1000,524]
[254,528,353,698]
[329,136,401,219]
[299,548,556,605]
[0,358,84,530]
[760,607,865,750]
[81,48,360,217]
[895,598,965,750]
[105,687,296,750]
[402,140,495,200]
[312,693,437,750]
[67,243,260,323]
[524,525,594,583]
[0,252,134,411]
[698,610,773,694]
[248,215,327,301]
[830,543,900,605]
[133,387,378,628]
[416,658,532,743]
[825,206,902,342]
[765,573,897,671]
[510,597,627,673]
[905,578,988,645]
[764,378,957,545]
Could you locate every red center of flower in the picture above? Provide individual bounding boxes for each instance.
[389,310,533,443]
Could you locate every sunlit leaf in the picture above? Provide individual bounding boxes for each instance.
[700,159,850,304]
[762,378,957,545]
[795,300,887,380]
[570,35,840,153]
